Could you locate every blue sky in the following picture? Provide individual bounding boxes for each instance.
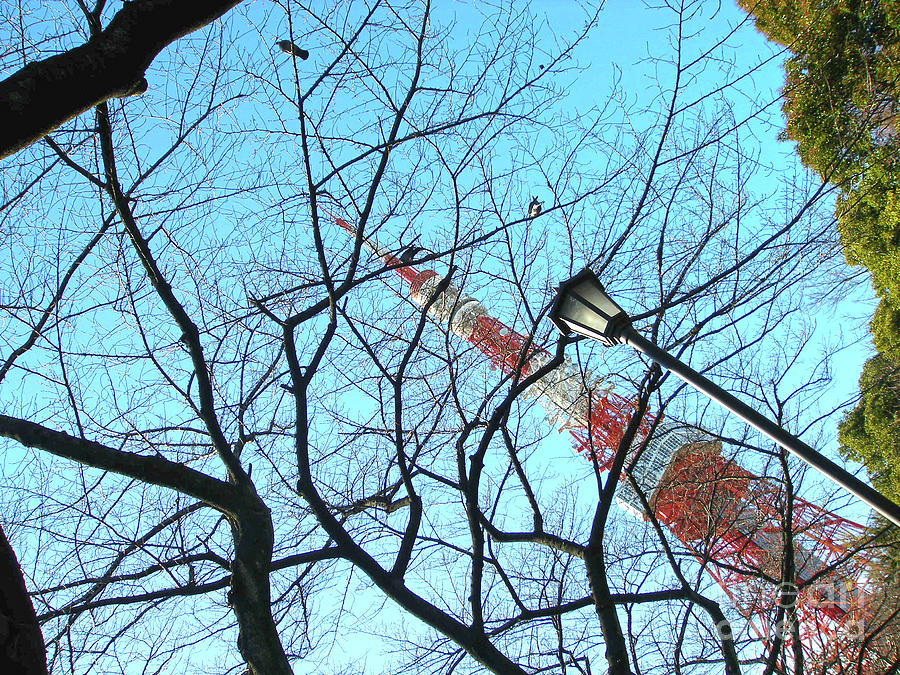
[0,1,883,672]
[290,1,879,671]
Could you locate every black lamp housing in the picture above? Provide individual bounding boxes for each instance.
[547,271,900,528]
[548,268,631,346]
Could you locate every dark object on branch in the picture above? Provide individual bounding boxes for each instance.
[527,196,543,218]
[399,245,431,264]
[277,40,309,60]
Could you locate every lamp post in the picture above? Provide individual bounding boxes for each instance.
[548,268,900,529]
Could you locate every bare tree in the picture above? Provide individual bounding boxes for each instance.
[0,1,888,674]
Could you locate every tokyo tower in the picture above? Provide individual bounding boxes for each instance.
[334,214,894,672]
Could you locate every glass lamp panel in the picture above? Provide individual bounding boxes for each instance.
[569,276,624,321]
[557,293,609,340]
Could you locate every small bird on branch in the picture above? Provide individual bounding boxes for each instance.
[277,40,309,60]
[399,245,431,264]
[527,196,543,218]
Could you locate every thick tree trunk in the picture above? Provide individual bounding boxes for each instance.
[228,498,293,675]
[0,0,246,159]
[0,523,47,675]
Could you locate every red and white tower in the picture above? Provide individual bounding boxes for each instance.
[335,215,890,672]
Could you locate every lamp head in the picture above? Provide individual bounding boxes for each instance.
[548,268,630,346]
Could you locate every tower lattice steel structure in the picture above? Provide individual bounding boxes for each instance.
[335,215,889,672]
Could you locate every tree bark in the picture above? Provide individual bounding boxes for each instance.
[0,523,47,675]
[583,369,659,675]
[584,540,631,675]
[0,0,246,159]
[228,499,292,675]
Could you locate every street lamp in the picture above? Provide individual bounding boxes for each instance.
[549,267,900,528]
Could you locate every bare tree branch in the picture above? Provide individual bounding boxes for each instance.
[0,0,246,159]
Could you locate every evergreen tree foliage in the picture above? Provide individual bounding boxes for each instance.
[740,0,900,497]
[739,0,900,177]
[837,354,900,502]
